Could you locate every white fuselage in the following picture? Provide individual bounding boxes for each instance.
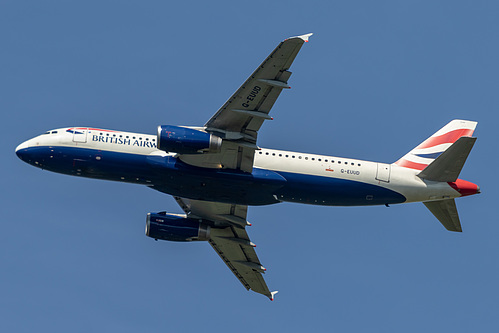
[15,127,463,207]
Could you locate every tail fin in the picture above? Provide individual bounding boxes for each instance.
[395,119,477,171]
[402,120,480,233]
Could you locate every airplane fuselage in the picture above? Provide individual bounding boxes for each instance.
[15,127,467,207]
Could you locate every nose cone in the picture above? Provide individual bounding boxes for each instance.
[15,141,30,160]
[449,179,480,197]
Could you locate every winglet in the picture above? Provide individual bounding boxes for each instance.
[286,33,313,42]
[269,291,279,301]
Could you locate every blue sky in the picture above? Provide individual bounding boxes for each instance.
[2,1,498,332]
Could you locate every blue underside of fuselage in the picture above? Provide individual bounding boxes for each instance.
[16,146,406,206]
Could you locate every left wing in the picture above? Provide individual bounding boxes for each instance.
[205,33,313,139]
[179,33,312,173]
[174,197,277,300]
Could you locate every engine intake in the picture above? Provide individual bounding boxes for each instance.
[145,212,210,242]
[157,125,222,154]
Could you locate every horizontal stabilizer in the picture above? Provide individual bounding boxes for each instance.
[417,137,476,182]
[423,199,462,232]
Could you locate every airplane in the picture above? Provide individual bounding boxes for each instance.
[15,33,480,300]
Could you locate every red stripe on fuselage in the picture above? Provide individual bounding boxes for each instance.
[68,127,119,133]
[78,128,118,132]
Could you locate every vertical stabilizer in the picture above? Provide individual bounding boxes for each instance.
[395,120,477,171]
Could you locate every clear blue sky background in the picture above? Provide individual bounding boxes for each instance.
[2,1,498,332]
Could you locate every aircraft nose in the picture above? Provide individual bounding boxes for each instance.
[15,141,29,160]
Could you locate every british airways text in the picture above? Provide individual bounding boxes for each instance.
[92,135,157,148]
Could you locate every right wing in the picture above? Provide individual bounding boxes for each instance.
[174,197,277,300]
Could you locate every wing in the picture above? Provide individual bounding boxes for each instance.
[179,33,312,173]
[174,197,277,300]
[205,33,312,138]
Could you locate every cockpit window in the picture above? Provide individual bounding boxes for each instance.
[51,131,58,134]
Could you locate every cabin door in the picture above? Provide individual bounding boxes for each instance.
[376,163,391,183]
[72,128,88,143]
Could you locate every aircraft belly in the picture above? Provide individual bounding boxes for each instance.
[22,146,406,206]
[274,171,406,206]
[147,156,285,205]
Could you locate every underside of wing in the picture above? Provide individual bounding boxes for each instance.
[178,33,312,173]
[205,33,312,140]
[423,199,462,232]
[174,197,276,300]
[209,225,271,297]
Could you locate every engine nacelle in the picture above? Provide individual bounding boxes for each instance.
[145,212,210,242]
[157,125,222,154]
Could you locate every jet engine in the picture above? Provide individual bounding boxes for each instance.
[145,212,210,242]
[157,125,222,154]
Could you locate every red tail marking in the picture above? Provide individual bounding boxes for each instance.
[417,129,474,149]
